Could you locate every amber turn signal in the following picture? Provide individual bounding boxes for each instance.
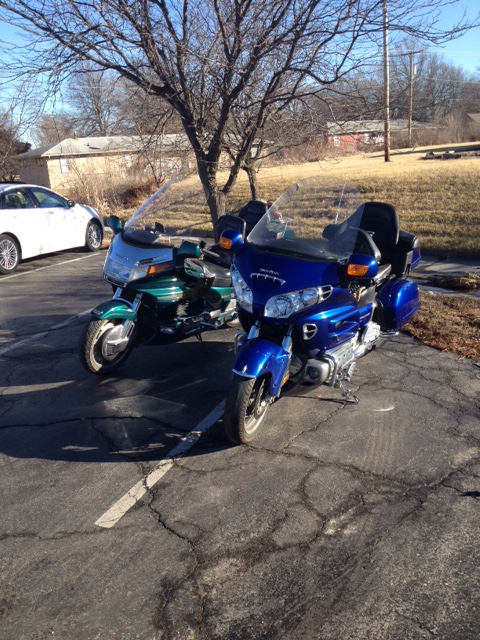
[346,263,369,277]
[147,261,173,276]
[219,236,232,250]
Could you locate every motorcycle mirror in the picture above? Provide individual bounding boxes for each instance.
[107,215,123,235]
[219,229,244,252]
[345,253,378,278]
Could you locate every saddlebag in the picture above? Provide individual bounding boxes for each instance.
[375,278,420,331]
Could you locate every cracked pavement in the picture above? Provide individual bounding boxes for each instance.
[1,251,479,639]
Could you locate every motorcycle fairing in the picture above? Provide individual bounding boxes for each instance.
[232,338,290,397]
[235,246,341,306]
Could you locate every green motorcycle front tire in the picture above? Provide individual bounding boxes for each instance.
[79,318,136,375]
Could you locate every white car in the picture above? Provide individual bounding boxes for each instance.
[0,183,104,274]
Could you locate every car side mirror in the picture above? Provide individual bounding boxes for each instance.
[67,200,76,208]
[107,215,123,235]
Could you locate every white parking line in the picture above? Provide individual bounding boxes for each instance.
[95,400,226,529]
[0,311,90,356]
[0,252,100,281]
[0,254,101,355]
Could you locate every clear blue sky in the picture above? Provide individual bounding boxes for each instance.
[431,1,480,73]
[0,2,478,83]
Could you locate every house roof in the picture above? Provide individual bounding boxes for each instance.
[325,119,430,135]
[467,113,480,124]
[17,134,190,159]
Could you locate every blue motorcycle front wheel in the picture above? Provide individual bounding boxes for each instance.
[224,374,270,444]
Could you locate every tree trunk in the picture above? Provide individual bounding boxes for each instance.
[244,164,260,200]
[196,159,226,240]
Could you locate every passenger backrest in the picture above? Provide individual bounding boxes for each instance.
[237,200,268,235]
[357,202,399,251]
[217,214,246,239]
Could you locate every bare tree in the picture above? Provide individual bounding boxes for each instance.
[34,113,76,145]
[118,82,184,185]
[0,0,476,233]
[63,63,127,137]
[0,110,30,180]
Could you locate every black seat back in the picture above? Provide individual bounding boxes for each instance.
[217,214,246,238]
[357,202,399,251]
[237,200,268,235]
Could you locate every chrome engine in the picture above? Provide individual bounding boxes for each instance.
[303,321,382,387]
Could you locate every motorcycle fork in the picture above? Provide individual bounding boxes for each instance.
[113,290,142,339]
[244,322,294,398]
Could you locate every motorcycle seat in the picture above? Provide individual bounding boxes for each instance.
[375,262,392,282]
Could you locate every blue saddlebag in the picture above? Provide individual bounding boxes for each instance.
[377,279,420,331]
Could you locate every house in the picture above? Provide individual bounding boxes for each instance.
[325,119,429,150]
[15,134,194,194]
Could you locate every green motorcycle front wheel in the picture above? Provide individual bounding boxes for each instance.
[79,318,137,375]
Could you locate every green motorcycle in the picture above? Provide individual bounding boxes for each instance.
[79,178,265,375]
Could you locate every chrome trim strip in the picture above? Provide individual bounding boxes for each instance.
[250,273,286,286]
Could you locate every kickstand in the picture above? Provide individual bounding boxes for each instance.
[337,363,359,404]
[341,384,359,404]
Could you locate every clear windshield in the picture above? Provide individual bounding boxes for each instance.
[123,176,208,247]
[247,176,366,261]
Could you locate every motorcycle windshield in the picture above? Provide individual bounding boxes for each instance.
[123,177,208,247]
[247,176,366,261]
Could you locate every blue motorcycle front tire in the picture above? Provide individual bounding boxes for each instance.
[224,374,270,444]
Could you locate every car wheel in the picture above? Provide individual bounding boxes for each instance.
[0,234,20,274]
[85,221,103,251]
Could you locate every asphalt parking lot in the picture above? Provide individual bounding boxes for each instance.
[1,250,479,639]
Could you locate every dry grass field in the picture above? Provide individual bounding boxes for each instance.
[404,290,480,361]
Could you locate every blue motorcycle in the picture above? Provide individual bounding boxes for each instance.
[219,177,421,444]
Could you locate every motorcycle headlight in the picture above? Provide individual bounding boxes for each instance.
[265,286,332,319]
[104,255,150,284]
[232,267,253,313]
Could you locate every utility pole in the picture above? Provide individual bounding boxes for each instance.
[407,50,422,146]
[408,51,415,146]
[383,0,390,162]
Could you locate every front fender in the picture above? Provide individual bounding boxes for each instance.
[90,299,138,321]
[232,338,290,397]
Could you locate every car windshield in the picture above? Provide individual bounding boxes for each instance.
[247,176,366,261]
[123,177,208,247]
